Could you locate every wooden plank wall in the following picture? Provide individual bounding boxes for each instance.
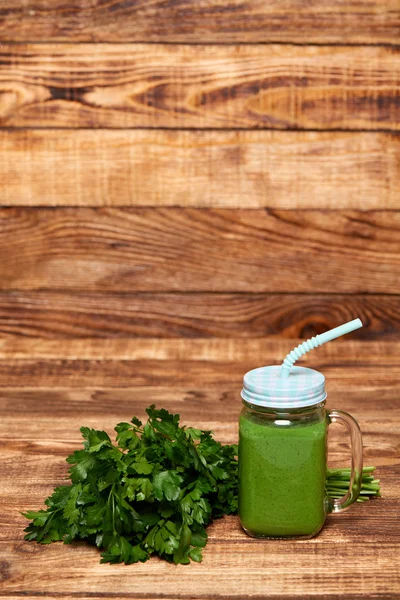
[0,1,399,344]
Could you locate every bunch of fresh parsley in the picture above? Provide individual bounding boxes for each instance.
[23,406,238,565]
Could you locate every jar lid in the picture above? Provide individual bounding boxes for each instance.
[241,365,326,409]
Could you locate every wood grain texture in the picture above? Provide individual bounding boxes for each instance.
[2,130,399,208]
[0,291,399,339]
[0,340,399,598]
[0,1,399,44]
[1,44,400,130]
[0,208,399,293]
[1,536,398,598]
[0,338,398,362]
[0,344,398,388]
[1,0,399,596]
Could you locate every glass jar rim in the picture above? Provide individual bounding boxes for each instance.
[242,398,327,414]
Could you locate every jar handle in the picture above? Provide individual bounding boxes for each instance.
[327,409,363,513]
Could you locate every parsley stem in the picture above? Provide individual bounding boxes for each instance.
[112,494,116,534]
[107,483,117,535]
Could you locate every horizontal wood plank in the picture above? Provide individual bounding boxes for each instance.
[2,130,399,209]
[0,208,399,293]
[0,1,399,44]
[1,379,399,417]
[0,292,398,340]
[0,338,398,362]
[0,356,398,389]
[1,44,400,130]
[1,534,399,598]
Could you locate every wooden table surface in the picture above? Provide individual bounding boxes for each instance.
[1,338,399,599]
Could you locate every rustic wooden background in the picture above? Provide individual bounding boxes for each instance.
[1,1,400,598]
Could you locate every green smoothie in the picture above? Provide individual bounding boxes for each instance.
[239,410,327,537]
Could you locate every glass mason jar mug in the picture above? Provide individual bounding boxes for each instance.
[238,365,363,539]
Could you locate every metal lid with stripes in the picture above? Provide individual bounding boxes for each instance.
[241,365,326,409]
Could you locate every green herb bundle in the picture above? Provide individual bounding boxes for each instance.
[23,406,380,565]
[23,406,238,565]
[327,466,380,502]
